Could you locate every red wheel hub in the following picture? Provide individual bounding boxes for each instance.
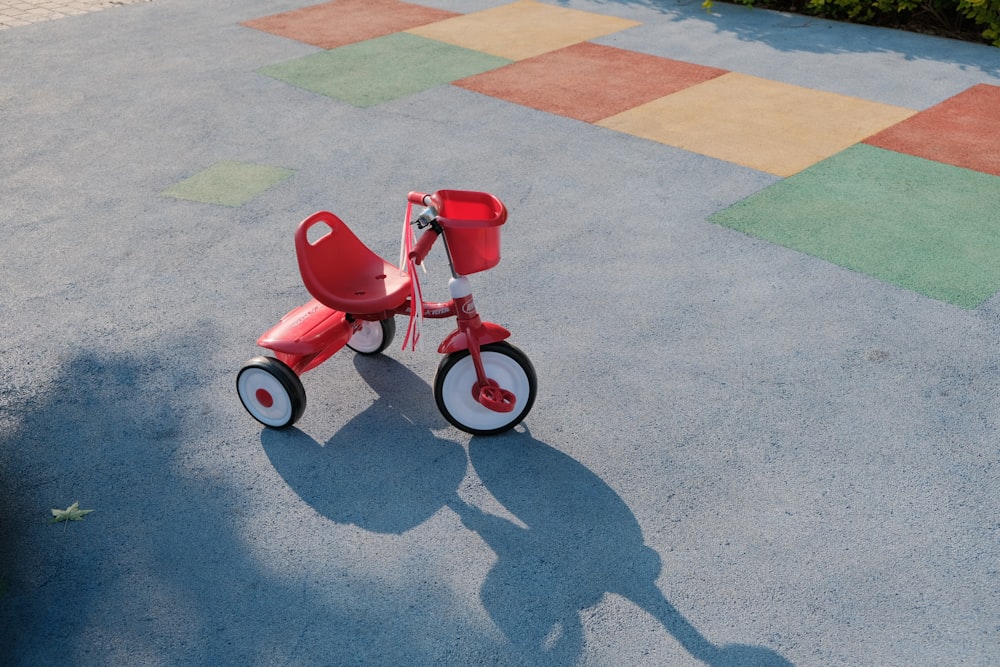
[256,388,274,408]
[473,379,515,413]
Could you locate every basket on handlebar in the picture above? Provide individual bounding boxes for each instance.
[434,190,507,275]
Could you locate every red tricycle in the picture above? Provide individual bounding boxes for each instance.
[237,190,537,435]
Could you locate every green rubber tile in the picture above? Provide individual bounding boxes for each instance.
[257,32,512,108]
[161,161,295,207]
[710,144,1000,309]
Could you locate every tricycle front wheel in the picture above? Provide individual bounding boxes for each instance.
[434,342,537,436]
[237,356,307,428]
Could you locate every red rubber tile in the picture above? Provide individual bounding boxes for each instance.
[864,83,1000,177]
[453,42,727,123]
[241,0,459,50]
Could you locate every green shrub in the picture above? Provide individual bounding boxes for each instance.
[813,0,922,22]
[705,0,1000,46]
[957,0,1000,44]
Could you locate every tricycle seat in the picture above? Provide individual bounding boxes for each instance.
[295,211,411,316]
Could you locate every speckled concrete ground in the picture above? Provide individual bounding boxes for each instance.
[1,1,999,665]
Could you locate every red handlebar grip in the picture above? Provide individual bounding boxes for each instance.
[409,228,439,265]
[407,191,431,205]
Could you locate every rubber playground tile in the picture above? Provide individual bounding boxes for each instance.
[160,161,295,207]
[710,144,1000,309]
[597,73,916,177]
[454,42,727,124]
[864,83,1000,177]
[257,33,512,108]
[405,0,641,61]
[241,0,458,50]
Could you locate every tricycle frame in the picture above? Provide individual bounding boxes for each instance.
[237,190,536,435]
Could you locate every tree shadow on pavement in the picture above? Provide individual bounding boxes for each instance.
[262,353,792,665]
[260,355,467,534]
[0,351,343,664]
[0,350,487,665]
[456,432,794,666]
[559,0,1000,74]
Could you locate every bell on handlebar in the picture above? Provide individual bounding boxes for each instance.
[413,206,439,229]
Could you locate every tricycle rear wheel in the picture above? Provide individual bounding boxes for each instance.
[237,356,307,428]
[347,317,396,355]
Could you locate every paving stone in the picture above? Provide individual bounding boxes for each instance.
[0,0,148,28]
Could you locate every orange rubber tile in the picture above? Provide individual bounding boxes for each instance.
[864,83,1000,177]
[598,72,916,177]
[406,0,640,61]
[454,42,727,123]
[241,0,458,50]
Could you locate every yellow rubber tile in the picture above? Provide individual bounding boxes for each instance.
[597,72,917,176]
[405,0,640,61]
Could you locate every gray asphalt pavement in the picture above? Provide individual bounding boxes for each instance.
[1,1,998,665]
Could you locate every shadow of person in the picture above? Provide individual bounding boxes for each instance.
[456,432,793,666]
[260,355,466,534]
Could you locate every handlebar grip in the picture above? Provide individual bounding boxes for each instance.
[407,191,431,206]
[409,228,440,265]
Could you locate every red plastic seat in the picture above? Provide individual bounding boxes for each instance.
[294,211,411,316]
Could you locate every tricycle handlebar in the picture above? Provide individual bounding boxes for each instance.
[408,191,432,206]
[409,227,439,266]
[406,191,441,266]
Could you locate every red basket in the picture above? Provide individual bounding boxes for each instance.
[433,190,507,275]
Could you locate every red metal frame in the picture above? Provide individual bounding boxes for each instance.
[257,290,510,376]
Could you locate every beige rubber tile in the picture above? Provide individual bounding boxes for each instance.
[405,0,640,61]
[598,72,917,176]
